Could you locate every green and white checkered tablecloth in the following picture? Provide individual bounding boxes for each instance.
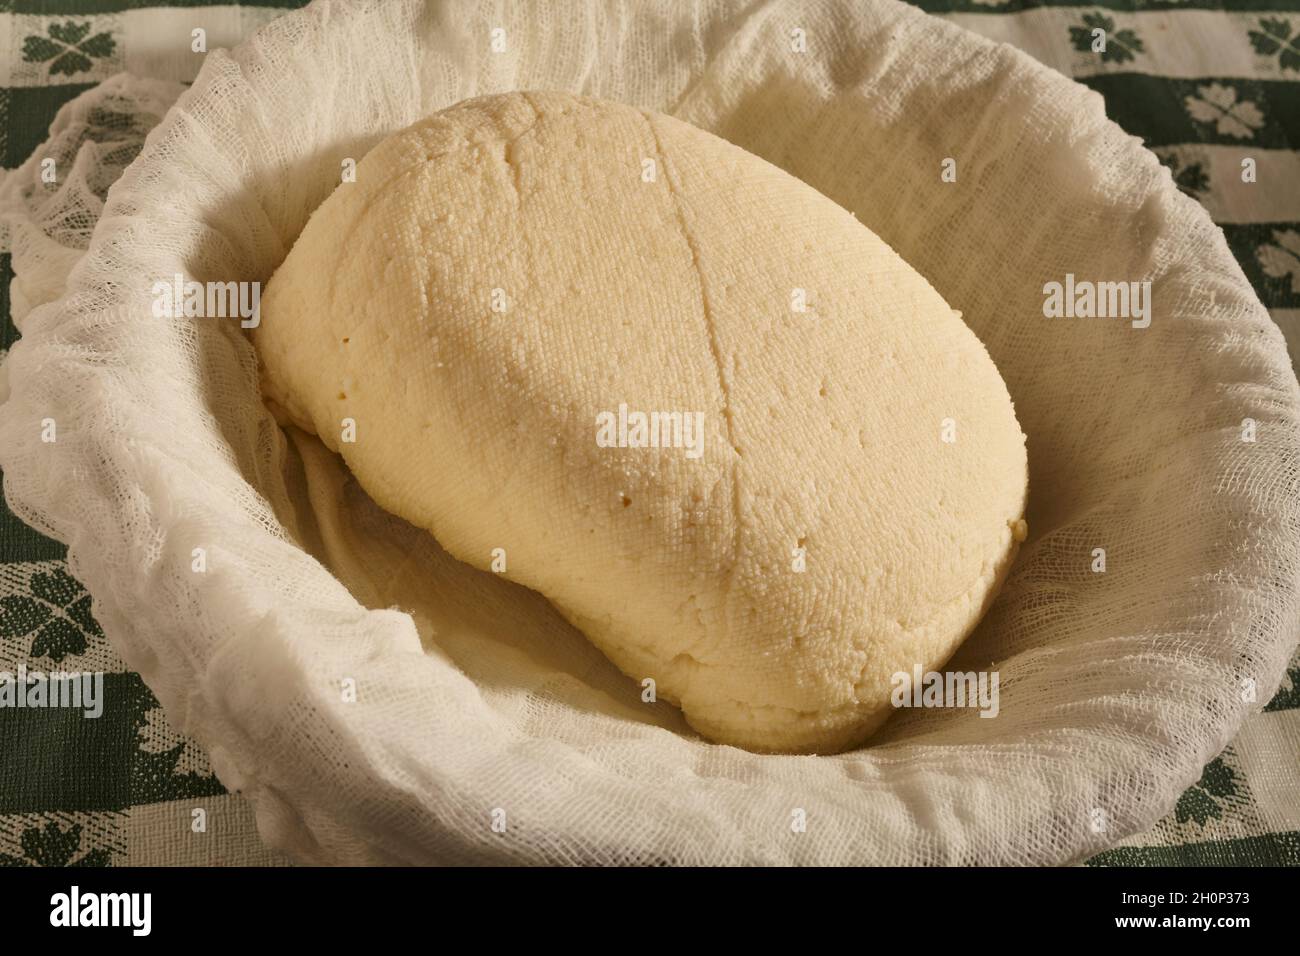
[1,0,1297,867]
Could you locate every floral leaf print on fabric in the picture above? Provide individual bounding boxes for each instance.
[0,566,104,663]
[1184,84,1265,139]
[138,705,214,781]
[21,21,116,78]
[1070,13,1145,65]
[1248,18,1300,72]
[1257,230,1300,294]
[0,821,110,868]
[1158,153,1210,199]
[1174,756,1240,826]
[128,683,224,804]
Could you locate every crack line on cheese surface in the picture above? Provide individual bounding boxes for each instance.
[505,93,541,203]
[641,109,744,652]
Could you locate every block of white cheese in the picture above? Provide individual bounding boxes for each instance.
[254,91,1028,754]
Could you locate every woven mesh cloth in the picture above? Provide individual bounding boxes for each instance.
[1,0,1298,865]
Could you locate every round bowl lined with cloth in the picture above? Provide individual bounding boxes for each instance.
[1,0,1297,865]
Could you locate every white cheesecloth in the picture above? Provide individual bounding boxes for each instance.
[0,0,1297,864]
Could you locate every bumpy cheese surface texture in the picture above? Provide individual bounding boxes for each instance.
[254,91,1028,754]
